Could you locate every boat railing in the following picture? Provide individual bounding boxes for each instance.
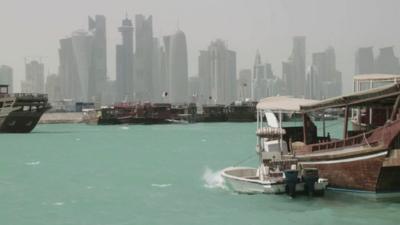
[309,130,377,152]
[1,93,48,99]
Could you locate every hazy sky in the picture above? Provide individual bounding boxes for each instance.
[1,0,400,93]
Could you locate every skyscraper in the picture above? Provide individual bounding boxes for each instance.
[199,39,236,105]
[252,51,274,100]
[198,50,211,104]
[374,47,400,74]
[116,17,134,102]
[306,47,342,99]
[57,15,108,103]
[45,73,61,103]
[58,30,93,101]
[237,69,252,100]
[134,14,153,101]
[305,65,320,100]
[0,65,13,93]
[355,47,374,74]
[282,36,306,97]
[164,30,189,104]
[22,60,45,93]
[88,15,107,103]
[188,76,200,103]
[151,38,167,102]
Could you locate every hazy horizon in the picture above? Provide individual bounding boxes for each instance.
[1,0,400,93]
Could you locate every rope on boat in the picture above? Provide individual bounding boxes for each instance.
[363,132,371,147]
[232,154,257,167]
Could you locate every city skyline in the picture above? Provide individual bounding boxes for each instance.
[2,0,400,94]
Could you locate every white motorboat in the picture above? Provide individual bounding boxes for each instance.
[222,166,328,195]
[222,97,328,196]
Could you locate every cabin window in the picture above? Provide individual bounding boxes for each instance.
[0,86,8,94]
[372,80,393,88]
[359,81,370,91]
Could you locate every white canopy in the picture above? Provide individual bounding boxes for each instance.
[256,96,319,112]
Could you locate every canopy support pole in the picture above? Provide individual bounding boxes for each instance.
[303,113,307,144]
[322,111,326,137]
[279,110,283,151]
[343,106,349,139]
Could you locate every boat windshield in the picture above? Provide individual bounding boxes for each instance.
[264,111,279,128]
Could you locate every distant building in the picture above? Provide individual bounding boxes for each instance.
[237,69,252,100]
[198,39,236,105]
[22,60,45,93]
[306,65,320,100]
[58,15,107,104]
[116,16,134,102]
[282,36,306,97]
[198,50,212,104]
[134,15,154,101]
[101,79,117,106]
[306,47,342,99]
[58,30,93,102]
[151,38,169,103]
[188,76,200,103]
[0,65,13,93]
[88,15,107,104]
[163,30,189,104]
[45,73,62,103]
[252,51,275,101]
[355,47,374,74]
[374,47,400,74]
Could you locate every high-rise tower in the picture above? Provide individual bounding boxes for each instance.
[198,39,236,105]
[116,17,134,102]
[355,47,374,75]
[134,15,153,101]
[88,15,107,103]
[164,30,189,104]
[283,36,306,97]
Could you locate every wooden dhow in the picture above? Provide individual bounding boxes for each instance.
[257,83,400,193]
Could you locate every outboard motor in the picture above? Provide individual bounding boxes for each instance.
[284,169,298,197]
[302,168,319,196]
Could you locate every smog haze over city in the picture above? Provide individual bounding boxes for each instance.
[1,0,400,98]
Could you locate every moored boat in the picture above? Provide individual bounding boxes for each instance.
[257,84,400,194]
[222,96,328,196]
[0,84,50,133]
[222,166,328,195]
[225,101,257,122]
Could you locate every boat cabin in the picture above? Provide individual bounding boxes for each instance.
[257,84,400,157]
[0,84,9,96]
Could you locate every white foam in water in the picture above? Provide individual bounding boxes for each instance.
[53,202,64,206]
[202,167,226,190]
[121,126,129,130]
[25,161,40,166]
[75,138,81,141]
[151,183,172,188]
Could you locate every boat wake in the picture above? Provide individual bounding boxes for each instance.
[202,167,226,190]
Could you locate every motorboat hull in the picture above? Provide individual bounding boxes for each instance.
[221,167,328,194]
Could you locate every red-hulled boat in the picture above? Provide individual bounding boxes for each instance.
[97,102,173,125]
[256,84,400,193]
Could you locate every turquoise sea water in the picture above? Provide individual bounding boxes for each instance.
[0,122,399,225]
